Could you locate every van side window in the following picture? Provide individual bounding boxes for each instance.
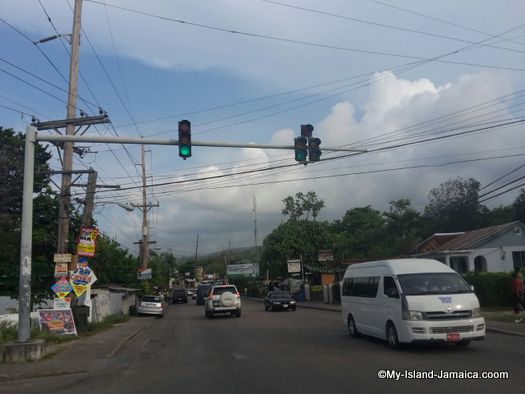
[343,276,379,298]
[383,276,399,298]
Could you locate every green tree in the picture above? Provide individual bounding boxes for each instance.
[0,127,57,302]
[513,189,525,223]
[91,236,139,288]
[282,191,325,221]
[331,206,391,259]
[383,199,422,255]
[423,177,484,234]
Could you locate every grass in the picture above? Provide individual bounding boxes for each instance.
[0,314,130,345]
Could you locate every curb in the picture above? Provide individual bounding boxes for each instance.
[486,327,525,338]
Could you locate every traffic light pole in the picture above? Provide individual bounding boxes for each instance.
[36,134,366,152]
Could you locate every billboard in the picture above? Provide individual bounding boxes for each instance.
[227,263,259,277]
[38,309,77,336]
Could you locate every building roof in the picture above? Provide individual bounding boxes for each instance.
[415,221,522,254]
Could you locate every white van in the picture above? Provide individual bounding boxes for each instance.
[341,259,485,348]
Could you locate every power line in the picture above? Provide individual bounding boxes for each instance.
[84,0,525,72]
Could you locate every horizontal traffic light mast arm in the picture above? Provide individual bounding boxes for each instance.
[36,134,366,152]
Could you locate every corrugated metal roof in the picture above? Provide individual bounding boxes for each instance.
[427,221,521,252]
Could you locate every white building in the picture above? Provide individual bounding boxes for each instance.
[412,221,525,274]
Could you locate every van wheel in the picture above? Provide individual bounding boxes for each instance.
[347,315,360,338]
[386,322,400,349]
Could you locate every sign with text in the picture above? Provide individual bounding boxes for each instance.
[77,227,99,257]
[53,253,72,263]
[287,259,302,274]
[318,249,334,262]
[227,263,259,277]
[51,277,73,298]
[38,309,77,336]
[70,265,97,297]
[53,297,71,310]
[137,268,152,280]
[54,262,68,278]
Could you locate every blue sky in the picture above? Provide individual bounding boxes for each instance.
[1,0,525,257]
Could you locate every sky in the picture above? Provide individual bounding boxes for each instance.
[1,0,525,258]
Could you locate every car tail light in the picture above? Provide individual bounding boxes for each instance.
[236,291,240,296]
[208,290,213,298]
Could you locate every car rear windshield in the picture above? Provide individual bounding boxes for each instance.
[172,290,185,295]
[212,286,237,295]
[142,296,161,302]
[271,291,291,298]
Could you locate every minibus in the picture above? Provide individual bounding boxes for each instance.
[341,259,485,348]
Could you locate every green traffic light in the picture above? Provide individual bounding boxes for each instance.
[179,145,191,157]
[295,150,307,162]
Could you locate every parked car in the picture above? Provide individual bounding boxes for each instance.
[196,284,213,305]
[172,288,188,304]
[137,295,165,317]
[186,288,197,299]
[265,291,297,311]
[204,285,241,318]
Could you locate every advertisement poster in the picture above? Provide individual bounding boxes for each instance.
[38,309,77,336]
[70,265,97,297]
[54,262,68,278]
[53,297,71,310]
[77,227,99,257]
[137,268,152,280]
[51,277,73,298]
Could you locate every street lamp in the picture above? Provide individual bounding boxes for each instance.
[95,201,135,212]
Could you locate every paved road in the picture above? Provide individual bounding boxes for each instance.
[5,300,525,393]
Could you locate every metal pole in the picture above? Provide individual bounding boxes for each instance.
[57,0,83,253]
[141,144,149,270]
[18,126,36,342]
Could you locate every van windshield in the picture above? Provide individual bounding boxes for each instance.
[397,273,472,295]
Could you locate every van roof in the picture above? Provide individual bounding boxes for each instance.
[344,258,453,275]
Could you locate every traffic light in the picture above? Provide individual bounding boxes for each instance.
[308,137,322,162]
[178,119,191,159]
[301,124,313,138]
[294,137,308,162]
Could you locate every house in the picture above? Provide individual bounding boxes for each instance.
[412,221,525,274]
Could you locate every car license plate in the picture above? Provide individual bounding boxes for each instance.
[283,304,288,308]
[213,301,220,307]
[446,333,461,342]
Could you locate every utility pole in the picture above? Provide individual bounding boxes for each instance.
[80,169,97,227]
[57,0,82,253]
[253,195,258,262]
[140,144,148,270]
[194,234,199,264]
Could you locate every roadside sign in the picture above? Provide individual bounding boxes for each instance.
[54,262,68,278]
[51,277,73,299]
[77,227,99,257]
[38,309,77,336]
[53,253,72,263]
[70,265,97,297]
[137,268,152,280]
[318,249,334,262]
[54,297,71,310]
[287,259,301,274]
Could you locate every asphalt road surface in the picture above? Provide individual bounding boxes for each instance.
[6,300,525,393]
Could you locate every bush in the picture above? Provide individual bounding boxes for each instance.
[463,272,513,307]
[0,321,17,344]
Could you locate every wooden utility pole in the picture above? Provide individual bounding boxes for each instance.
[57,0,82,253]
[80,170,97,227]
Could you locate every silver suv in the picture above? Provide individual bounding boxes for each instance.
[204,285,242,318]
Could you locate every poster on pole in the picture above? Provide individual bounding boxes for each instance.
[54,262,68,278]
[77,227,99,257]
[38,309,77,336]
[137,268,152,280]
[51,277,73,299]
[70,265,97,297]
[54,297,71,310]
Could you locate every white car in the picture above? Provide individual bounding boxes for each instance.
[137,295,165,317]
[204,285,241,318]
